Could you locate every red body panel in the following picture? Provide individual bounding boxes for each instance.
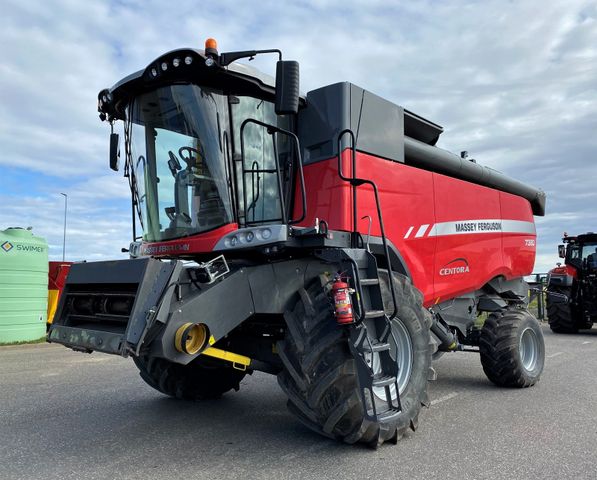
[48,262,73,291]
[297,151,538,306]
[499,191,536,277]
[432,175,503,303]
[549,265,578,279]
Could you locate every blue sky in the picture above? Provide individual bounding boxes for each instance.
[1,0,596,271]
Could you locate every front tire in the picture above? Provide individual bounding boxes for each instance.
[133,355,247,400]
[479,309,545,388]
[277,272,432,446]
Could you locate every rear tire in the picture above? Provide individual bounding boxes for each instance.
[479,309,544,388]
[546,286,578,333]
[133,355,246,400]
[277,273,432,446]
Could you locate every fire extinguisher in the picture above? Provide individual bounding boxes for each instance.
[332,274,355,325]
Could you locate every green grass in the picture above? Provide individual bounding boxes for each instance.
[0,336,47,347]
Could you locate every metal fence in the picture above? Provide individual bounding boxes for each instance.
[528,273,548,320]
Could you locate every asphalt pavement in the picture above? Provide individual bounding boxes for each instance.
[1,324,597,480]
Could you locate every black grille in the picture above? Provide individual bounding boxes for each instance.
[61,284,138,334]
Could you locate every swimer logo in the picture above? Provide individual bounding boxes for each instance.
[439,258,470,276]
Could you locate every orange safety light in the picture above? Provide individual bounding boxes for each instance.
[205,38,218,56]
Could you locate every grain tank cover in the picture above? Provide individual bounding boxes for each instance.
[0,228,49,343]
[298,81,545,216]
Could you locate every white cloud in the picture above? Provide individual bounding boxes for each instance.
[1,0,596,277]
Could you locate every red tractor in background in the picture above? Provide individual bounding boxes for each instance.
[48,38,546,447]
[547,232,597,333]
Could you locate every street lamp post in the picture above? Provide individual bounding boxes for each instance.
[60,193,67,262]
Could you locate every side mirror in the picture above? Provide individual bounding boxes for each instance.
[275,60,299,115]
[110,133,120,171]
[558,244,566,258]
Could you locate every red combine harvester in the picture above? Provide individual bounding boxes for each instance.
[48,39,546,446]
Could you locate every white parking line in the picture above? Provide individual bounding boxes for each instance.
[430,392,458,406]
[547,352,564,358]
[582,341,593,345]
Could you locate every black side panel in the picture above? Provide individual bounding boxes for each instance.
[66,259,150,284]
[157,267,256,364]
[299,82,407,165]
[299,82,441,165]
[299,82,351,164]
[153,258,329,365]
[350,85,405,164]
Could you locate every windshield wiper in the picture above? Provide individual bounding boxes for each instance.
[123,115,144,239]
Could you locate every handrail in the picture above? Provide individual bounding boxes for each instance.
[239,118,307,226]
[336,129,398,321]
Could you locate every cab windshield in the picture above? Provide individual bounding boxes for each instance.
[128,84,233,242]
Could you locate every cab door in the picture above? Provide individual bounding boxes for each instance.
[230,96,295,226]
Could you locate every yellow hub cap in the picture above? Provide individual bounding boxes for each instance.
[174,323,208,355]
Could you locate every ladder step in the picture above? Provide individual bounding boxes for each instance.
[364,310,385,319]
[360,278,380,286]
[372,374,396,388]
[377,408,401,423]
[354,257,369,268]
[368,341,391,353]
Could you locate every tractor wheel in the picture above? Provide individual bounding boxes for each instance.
[479,309,544,388]
[578,317,594,330]
[277,272,432,446]
[133,354,246,400]
[546,286,578,333]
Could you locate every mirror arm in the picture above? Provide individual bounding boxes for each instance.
[219,49,282,67]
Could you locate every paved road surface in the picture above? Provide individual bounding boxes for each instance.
[2,324,597,479]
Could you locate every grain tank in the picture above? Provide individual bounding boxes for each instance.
[0,227,48,343]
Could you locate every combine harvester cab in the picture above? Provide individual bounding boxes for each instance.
[546,232,597,333]
[49,38,546,447]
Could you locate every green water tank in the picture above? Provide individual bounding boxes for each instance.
[0,227,49,343]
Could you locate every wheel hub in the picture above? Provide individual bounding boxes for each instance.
[519,326,539,371]
[370,318,413,400]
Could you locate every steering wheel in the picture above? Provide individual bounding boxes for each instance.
[178,146,201,167]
